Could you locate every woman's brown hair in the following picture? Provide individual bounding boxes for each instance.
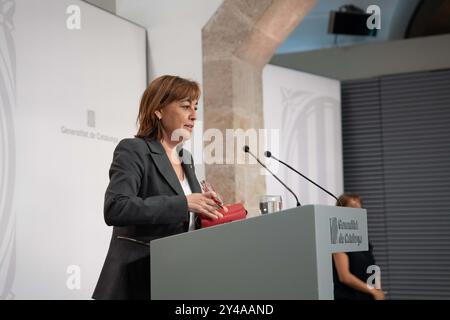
[336,193,363,207]
[135,75,200,141]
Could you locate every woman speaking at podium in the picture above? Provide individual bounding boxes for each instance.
[332,193,386,300]
[93,75,224,300]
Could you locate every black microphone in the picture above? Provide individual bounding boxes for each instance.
[264,151,342,206]
[244,146,301,207]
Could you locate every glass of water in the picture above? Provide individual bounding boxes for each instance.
[259,195,282,214]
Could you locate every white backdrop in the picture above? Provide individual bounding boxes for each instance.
[1,0,146,299]
[262,65,343,209]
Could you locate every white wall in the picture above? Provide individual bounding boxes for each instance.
[263,65,343,209]
[116,0,224,179]
[2,0,146,299]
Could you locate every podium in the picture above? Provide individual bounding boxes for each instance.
[150,205,368,300]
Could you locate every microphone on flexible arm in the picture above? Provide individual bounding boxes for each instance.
[243,145,301,207]
[264,150,343,206]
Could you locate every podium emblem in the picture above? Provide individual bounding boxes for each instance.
[329,217,338,244]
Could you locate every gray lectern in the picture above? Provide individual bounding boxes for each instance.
[150,205,368,300]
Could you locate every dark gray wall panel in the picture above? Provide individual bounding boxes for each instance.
[342,69,450,299]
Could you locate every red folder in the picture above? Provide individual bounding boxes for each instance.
[200,202,247,228]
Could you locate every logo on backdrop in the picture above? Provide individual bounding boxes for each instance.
[60,109,119,144]
[66,265,81,290]
[329,217,363,246]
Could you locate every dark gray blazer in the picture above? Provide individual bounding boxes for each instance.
[92,137,201,300]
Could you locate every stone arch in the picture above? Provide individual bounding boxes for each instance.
[202,0,317,214]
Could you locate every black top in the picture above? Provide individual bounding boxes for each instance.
[92,138,202,300]
[332,242,376,300]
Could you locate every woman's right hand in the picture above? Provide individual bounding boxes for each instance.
[186,192,224,220]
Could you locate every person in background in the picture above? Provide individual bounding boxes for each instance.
[332,193,386,300]
[93,75,225,300]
